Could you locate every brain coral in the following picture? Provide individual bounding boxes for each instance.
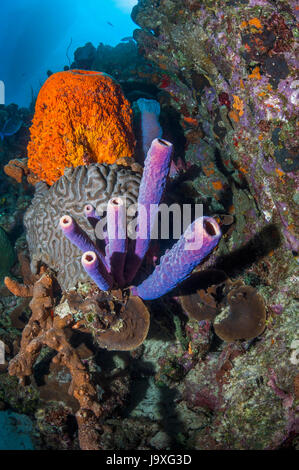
[27,70,135,185]
[24,163,141,290]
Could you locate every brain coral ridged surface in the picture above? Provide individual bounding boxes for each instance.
[24,164,141,290]
[27,70,135,185]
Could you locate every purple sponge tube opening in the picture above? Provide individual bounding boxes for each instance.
[84,204,100,220]
[59,214,109,271]
[81,251,113,291]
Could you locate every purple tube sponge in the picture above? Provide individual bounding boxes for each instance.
[137,98,163,157]
[135,138,173,258]
[56,140,224,300]
[59,214,109,271]
[84,203,101,231]
[107,197,127,286]
[131,217,221,300]
[125,138,173,283]
[84,204,98,219]
[84,204,108,244]
[81,251,113,291]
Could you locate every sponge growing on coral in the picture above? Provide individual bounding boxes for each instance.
[27,70,135,185]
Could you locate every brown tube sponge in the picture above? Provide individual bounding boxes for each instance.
[4,276,33,298]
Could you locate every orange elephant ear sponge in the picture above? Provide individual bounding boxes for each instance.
[27,70,135,185]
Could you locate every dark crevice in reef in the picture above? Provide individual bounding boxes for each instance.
[215,224,282,277]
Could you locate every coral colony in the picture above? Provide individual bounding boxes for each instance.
[60,138,222,300]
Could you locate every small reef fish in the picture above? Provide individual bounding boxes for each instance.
[121,36,135,42]
[107,21,114,27]
[0,118,23,141]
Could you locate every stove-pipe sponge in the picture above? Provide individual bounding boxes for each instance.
[125,138,173,283]
[131,217,221,300]
[59,215,111,276]
[81,251,113,292]
[137,98,163,157]
[106,197,127,286]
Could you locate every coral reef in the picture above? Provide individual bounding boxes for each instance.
[27,70,136,184]
[25,137,221,297]
[0,375,39,415]
[5,134,223,450]
[70,40,155,85]
[125,0,299,449]
[5,268,151,449]
[73,42,97,70]
[0,4,298,449]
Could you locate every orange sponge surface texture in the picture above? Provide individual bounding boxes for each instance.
[27,70,135,185]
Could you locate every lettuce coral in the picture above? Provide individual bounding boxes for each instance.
[27,70,135,185]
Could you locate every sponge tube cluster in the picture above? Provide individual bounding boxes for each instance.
[131,217,221,300]
[59,137,221,299]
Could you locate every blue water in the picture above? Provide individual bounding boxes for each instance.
[0,0,137,107]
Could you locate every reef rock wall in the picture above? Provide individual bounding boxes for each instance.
[130,0,299,449]
[132,0,298,253]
